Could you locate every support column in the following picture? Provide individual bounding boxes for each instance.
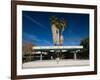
[40,51,42,61]
[74,52,77,60]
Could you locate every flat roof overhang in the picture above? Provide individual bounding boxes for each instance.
[32,46,83,50]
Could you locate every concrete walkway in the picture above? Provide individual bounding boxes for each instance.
[22,59,89,69]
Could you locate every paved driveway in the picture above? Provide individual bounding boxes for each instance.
[22,59,89,69]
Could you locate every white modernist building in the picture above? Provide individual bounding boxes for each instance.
[32,46,83,60]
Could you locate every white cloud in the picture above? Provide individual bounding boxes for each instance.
[23,14,49,31]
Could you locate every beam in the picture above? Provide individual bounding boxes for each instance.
[32,46,83,50]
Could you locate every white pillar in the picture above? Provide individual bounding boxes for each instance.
[40,51,42,61]
[74,52,77,60]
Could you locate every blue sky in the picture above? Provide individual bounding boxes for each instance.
[22,11,89,46]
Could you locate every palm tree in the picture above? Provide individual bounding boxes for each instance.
[60,18,66,32]
[59,18,66,45]
[50,16,59,46]
[50,16,67,46]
